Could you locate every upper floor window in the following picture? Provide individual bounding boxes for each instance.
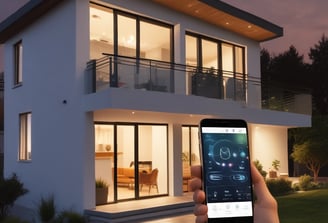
[186,33,246,101]
[90,5,114,59]
[90,4,172,62]
[185,33,245,75]
[19,112,31,161]
[14,40,23,86]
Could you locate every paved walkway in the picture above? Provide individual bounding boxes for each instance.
[140,213,195,223]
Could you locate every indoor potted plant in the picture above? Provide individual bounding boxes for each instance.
[95,178,109,205]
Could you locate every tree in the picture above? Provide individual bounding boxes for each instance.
[261,46,310,111]
[270,45,308,88]
[309,34,328,115]
[260,48,272,78]
[290,115,328,182]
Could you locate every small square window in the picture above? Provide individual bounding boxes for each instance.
[19,112,31,161]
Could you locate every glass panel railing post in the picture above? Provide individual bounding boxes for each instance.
[170,64,174,93]
[109,56,118,87]
[149,60,152,91]
[90,59,96,93]
[109,57,113,88]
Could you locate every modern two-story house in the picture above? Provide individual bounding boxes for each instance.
[0,0,311,216]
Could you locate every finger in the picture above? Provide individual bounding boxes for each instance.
[195,214,208,223]
[194,203,208,215]
[193,189,205,204]
[191,165,202,178]
[251,162,277,207]
[189,177,202,192]
[251,162,271,199]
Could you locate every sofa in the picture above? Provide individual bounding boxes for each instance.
[114,167,135,186]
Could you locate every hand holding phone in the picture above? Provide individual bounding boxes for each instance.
[190,164,279,223]
[199,119,254,223]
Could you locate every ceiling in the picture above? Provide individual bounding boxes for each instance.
[152,0,283,42]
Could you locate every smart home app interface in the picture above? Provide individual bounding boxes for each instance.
[201,127,253,218]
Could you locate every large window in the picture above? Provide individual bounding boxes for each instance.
[140,21,171,62]
[202,39,218,69]
[186,33,245,74]
[90,4,172,61]
[89,5,114,59]
[117,14,137,57]
[14,41,23,86]
[186,35,197,66]
[89,4,173,91]
[19,112,31,161]
[186,33,246,100]
[95,123,168,203]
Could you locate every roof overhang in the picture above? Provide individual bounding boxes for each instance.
[152,0,283,42]
[0,0,283,44]
[0,0,65,44]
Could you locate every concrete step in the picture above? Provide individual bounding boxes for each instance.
[85,200,194,223]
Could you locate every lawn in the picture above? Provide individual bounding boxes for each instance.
[277,189,328,223]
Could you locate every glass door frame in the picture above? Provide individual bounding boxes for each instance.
[95,121,168,203]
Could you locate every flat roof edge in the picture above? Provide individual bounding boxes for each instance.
[200,0,283,39]
[0,0,65,43]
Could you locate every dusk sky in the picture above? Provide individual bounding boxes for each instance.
[224,0,328,61]
[1,0,327,69]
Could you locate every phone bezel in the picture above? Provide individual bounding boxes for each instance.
[199,118,254,223]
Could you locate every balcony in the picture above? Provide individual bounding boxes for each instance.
[262,82,312,115]
[86,55,311,115]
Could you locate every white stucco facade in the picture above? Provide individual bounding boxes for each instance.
[1,0,311,214]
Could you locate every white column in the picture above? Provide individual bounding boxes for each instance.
[168,123,183,196]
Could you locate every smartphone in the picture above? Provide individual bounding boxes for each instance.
[199,118,254,223]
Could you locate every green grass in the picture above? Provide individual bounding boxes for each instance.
[277,189,328,223]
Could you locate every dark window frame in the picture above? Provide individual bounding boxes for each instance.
[19,112,31,161]
[185,32,246,74]
[14,40,23,86]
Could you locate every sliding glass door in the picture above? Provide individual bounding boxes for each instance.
[95,123,168,204]
[182,126,200,191]
[138,125,168,197]
[116,125,136,200]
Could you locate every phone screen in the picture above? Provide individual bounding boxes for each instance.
[200,119,253,221]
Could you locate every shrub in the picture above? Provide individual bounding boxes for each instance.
[37,195,56,222]
[292,183,300,191]
[266,178,293,196]
[253,160,267,178]
[0,174,29,219]
[298,174,313,191]
[54,211,86,223]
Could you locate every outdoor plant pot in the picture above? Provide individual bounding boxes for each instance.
[96,187,108,205]
[269,170,277,178]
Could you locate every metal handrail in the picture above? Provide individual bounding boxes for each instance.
[86,54,312,115]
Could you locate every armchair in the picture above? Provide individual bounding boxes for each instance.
[139,168,159,194]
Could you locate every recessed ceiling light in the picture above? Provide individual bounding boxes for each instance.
[247,25,252,29]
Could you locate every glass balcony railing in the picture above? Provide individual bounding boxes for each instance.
[86,54,312,115]
[262,82,312,115]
